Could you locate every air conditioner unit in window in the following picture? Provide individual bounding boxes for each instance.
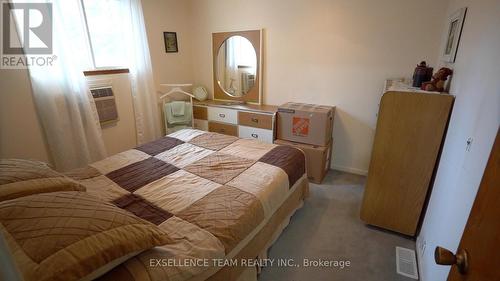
[90,86,118,125]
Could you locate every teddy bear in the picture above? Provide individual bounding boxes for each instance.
[421,67,453,92]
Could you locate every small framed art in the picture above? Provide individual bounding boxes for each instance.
[164,32,178,53]
[442,7,467,63]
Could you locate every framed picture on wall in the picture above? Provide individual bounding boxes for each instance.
[164,32,178,53]
[442,7,467,63]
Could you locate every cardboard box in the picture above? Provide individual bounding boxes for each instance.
[277,103,335,146]
[275,138,332,184]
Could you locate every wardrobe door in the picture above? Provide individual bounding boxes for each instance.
[360,91,454,236]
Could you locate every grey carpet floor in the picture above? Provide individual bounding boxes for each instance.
[259,170,417,281]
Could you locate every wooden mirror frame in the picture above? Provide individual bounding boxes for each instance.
[212,29,262,104]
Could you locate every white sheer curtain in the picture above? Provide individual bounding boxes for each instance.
[12,0,106,171]
[223,36,257,97]
[11,0,159,170]
[122,0,162,144]
[224,39,238,94]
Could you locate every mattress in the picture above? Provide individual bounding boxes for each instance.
[69,129,306,281]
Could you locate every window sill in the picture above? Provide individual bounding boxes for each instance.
[83,68,129,76]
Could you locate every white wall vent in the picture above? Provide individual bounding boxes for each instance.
[90,86,118,125]
[396,246,419,279]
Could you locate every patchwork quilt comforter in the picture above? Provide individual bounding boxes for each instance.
[69,129,306,281]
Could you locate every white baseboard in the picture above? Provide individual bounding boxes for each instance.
[332,165,368,176]
[415,236,425,281]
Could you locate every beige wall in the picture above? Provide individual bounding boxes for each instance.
[416,1,500,280]
[0,69,50,162]
[1,0,453,175]
[142,0,194,89]
[188,0,450,174]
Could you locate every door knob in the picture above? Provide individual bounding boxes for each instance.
[434,246,469,274]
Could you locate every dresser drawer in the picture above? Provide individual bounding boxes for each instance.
[238,125,274,143]
[208,107,238,124]
[238,111,274,129]
[209,121,238,136]
[193,119,208,131]
[193,106,208,120]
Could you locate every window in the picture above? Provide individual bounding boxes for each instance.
[80,0,128,69]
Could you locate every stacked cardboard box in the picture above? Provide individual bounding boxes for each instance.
[276,103,335,184]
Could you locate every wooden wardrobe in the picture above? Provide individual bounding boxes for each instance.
[360,89,454,236]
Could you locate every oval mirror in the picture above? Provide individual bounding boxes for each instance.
[216,35,257,97]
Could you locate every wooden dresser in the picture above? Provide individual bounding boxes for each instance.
[360,80,454,236]
[192,100,277,144]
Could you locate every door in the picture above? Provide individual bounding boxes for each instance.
[434,129,500,280]
[360,92,454,235]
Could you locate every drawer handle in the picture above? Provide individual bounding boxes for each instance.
[251,133,258,138]
[220,128,226,133]
[219,113,226,118]
[251,117,259,123]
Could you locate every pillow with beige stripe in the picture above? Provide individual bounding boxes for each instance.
[0,191,171,281]
[0,159,61,184]
[0,159,85,201]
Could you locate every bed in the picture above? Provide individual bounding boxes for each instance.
[63,129,308,281]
